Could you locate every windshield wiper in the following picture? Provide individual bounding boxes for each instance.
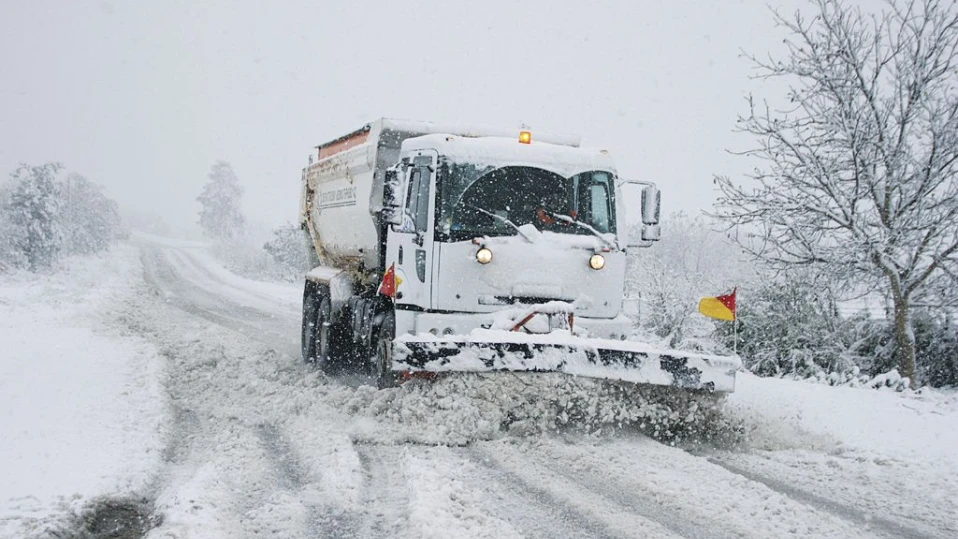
[466,205,538,243]
[547,211,618,250]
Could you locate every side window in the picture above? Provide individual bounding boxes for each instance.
[402,168,421,232]
[589,184,610,232]
[401,165,432,233]
[574,171,614,234]
[414,166,431,231]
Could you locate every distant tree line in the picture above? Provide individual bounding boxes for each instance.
[0,163,125,272]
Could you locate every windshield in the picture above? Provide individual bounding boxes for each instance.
[438,165,616,242]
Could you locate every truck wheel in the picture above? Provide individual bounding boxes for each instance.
[301,281,318,363]
[302,281,334,368]
[373,311,399,389]
[314,292,334,369]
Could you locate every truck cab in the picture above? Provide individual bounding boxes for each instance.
[381,133,655,342]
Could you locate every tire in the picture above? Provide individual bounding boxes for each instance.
[302,281,334,369]
[373,311,399,389]
[301,281,318,363]
[315,292,334,369]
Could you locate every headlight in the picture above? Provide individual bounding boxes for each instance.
[589,254,605,270]
[476,247,493,264]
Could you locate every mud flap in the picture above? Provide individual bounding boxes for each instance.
[392,332,741,393]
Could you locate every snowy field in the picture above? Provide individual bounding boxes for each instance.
[0,244,168,537]
[0,238,955,538]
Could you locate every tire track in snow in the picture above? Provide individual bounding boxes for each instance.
[254,423,360,539]
[473,437,895,539]
[354,443,413,538]
[161,405,200,466]
[464,446,678,539]
[134,246,329,538]
[701,455,941,539]
[537,457,741,539]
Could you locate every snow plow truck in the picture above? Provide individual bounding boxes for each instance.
[299,119,741,391]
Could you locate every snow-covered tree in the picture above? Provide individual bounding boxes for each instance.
[713,0,958,383]
[59,173,122,254]
[0,184,27,271]
[6,163,63,271]
[197,161,244,240]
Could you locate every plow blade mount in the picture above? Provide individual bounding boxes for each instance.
[393,331,742,393]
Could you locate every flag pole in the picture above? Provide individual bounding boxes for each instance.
[733,315,738,355]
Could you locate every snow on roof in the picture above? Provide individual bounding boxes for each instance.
[401,134,616,177]
[379,118,581,147]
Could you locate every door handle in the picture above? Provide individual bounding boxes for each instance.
[398,245,404,264]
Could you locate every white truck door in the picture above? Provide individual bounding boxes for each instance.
[384,149,438,310]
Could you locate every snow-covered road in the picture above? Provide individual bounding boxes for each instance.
[3,239,954,538]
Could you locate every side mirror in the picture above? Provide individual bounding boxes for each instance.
[641,224,661,241]
[382,167,404,226]
[640,185,661,225]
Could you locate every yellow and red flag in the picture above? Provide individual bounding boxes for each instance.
[698,288,736,321]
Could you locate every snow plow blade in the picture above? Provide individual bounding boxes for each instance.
[392,331,742,393]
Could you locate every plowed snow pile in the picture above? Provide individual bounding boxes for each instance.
[324,373,724,446]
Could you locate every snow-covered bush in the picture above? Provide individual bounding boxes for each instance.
[59,173,124,255]
[716,271,877,378]
[713,269,957,387]
[913,312,958,387]
[209,237,287,281]
[865,310,958,388]
[262,222,310,272]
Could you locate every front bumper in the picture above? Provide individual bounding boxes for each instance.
[392,329,741,393]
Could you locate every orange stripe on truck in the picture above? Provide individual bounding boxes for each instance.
[318,131,369,160]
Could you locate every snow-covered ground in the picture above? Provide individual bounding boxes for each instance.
[1,236,955,538]
[0,245,169,538]
[713,373,958,538]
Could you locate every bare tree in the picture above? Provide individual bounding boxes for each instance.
[713,0,958,383]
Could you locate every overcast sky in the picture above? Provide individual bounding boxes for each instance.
[0,0,802,233]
